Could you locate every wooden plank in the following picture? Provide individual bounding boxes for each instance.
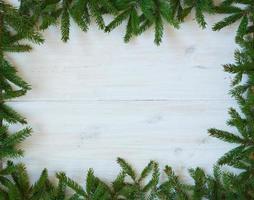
[7,16,237,101]
[4,6,240,184]
[10,100,236,183]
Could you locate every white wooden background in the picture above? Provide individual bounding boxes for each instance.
[7,3,239,184]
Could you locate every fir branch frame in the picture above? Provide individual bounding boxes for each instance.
[0,0,254,199]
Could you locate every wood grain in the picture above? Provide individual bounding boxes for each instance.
[7,11,239,184]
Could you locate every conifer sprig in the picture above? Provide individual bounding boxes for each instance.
[0,0,40,179]
[0,0,253,198]
[213,0,254,41]
[0,161,56,200]
[17,0,216,45]
[208,4,254,193]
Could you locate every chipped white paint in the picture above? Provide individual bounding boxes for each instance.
[7,9,239,184]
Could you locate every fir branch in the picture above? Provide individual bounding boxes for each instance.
[61,0,71,42]
[0,127,31,160]
[189,167,207,199]
[112,171,126,193]
[56,172,87,197]
[138,161,154,183]
[184,0,214,29]
[117,157,136,181]
[0,59,31,91]
[3,127,32,146]
[142,162,159,192]
[3,44,32,52]
[69,0,90,32]
[217,145,246,165]
[88,0,105,30]
[0,104,27,124]
[0,0,253,198]
[213,13,244,31]
[208,128,246,144]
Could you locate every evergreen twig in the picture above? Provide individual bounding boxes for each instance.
[0,0,253,199]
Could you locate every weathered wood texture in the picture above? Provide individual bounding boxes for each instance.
[7,11,239,184]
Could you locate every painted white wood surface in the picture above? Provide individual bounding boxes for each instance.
[7,8,240,184]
